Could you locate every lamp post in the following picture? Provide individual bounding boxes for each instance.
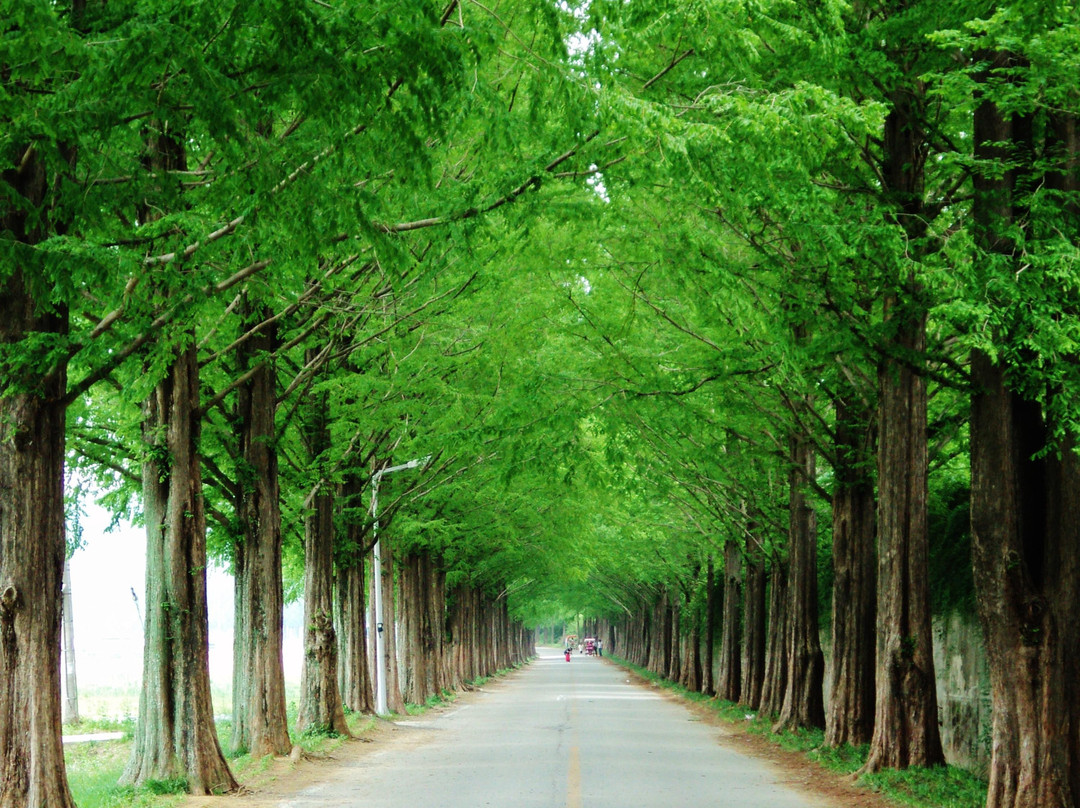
[371,455,430,715]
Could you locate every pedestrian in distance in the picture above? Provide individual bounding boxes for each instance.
[565,647,571,662]
[597,639,603,657]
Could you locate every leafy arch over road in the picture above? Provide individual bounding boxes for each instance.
[2,1,1079,808]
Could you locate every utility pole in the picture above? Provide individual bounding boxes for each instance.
[61,559,79,725]
[371,455,429,716]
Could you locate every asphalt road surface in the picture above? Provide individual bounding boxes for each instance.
[280,648,826,808]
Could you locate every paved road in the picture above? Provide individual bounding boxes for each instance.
[281,648,824,808]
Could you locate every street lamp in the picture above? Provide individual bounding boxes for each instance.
[371,455,430,715]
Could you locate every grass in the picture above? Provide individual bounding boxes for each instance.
[64,738,183,808]
[609,655,988,808]
[404,688,458,715]
[860,766,987,808]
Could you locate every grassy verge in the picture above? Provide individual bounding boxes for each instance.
[64,702,376,807]
[64,722,184,808]
[609,655,987,808]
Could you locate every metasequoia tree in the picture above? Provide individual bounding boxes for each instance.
[740,527,768,710]
[860,0,951,770]
[124,336,237,793]
[230,307,291,757]
[825,391,877,747]
[335,472,375,714]
[0,144,78,808]
[715,541,741,701]
[123,122,237,792]
[296,356,349,736]
[967,14,1080,805]
[773,429,825,731]
[0,3,86,804]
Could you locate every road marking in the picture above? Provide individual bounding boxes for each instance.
[566,679,582,808]
[567,744,582,808]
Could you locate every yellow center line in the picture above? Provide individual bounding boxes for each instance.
[567,678,582,808]
[567,743,582,808]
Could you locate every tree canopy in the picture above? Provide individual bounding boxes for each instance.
[3,0,1080,805]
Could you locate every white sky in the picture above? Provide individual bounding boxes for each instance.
[66,501,303,712]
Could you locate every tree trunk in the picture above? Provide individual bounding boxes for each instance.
[862,82,944,772]
[297,362,349,737]
[423,555,447,698]
[702,556,716,694]
[774,433,825,732]
[971,355,1080,808]
[680,583,701,693]
[759,554,788,717]
[668,595,681,684]
[0,253,76,806]
[826,394,877,748]
[864,294,943,769]
[865,282,943,770]
[970,66,1080,807]
[741,534,767,710]
[402,553,423,705]
[717,540,742,703]
[231,312,291,757]
[124,342,238,793]
[380,531,406,714]
[336,475,374,715]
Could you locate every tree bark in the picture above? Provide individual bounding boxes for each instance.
[380,530,406,714]
[825,394,877,748]
[680,582,701,693]
[336,475,374,715]
[717,541,742,702]
[864,289,943,770]
[667,594,681,684]
[740,533,767,710]
[231,311,291,757]
[0,267,76,806]
[970,63,1080,807]
[423,554,447,698]
[297,360,349,736]
[759,554,788,717]
[124,341,238,793]
[774,433,825,732]
[971,355,1080,808]
[0,90,80,806]
[863,88,945,773]
[702,556,716,694]
[402,553,423,705]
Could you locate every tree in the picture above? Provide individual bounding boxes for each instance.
[965,9,1080,804]
[0,161,77,808]
[825,391,877,747]
[773,429,826,732]
[296,357,349,736]
[231,307,291,757]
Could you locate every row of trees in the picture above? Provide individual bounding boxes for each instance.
[3,0,600,804]
[558,3,1079,808]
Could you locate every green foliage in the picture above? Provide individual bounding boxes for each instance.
[928,468,976,617]
[859,766,987,808]
[142,778,189,796]
[9,3,1078,793]
[64,738,184,808]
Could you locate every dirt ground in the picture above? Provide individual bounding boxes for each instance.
[180,666,901,808]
